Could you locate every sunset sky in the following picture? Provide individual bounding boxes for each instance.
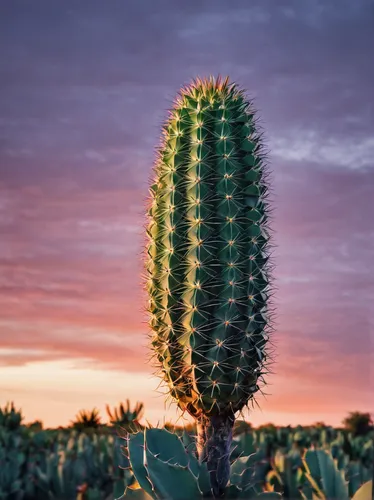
[0,0,373,429]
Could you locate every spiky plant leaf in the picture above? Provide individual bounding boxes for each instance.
[70,409,101,431]
[0,402,23,431]
[106,400,144,426]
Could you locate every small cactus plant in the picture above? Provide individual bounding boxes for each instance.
[106,400,144,433]
[145,75,274,495]
[71,409,102,431]
[0,402,23,431]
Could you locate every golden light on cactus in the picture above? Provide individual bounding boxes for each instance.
[144,75,275,495]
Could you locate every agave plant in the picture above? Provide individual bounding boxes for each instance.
[106,400,144,432]
[144,75,274,496]
[71,408,102,431]
[0,401,23,431]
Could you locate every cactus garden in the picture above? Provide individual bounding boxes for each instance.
[1,76,372,499]
[0,401,373,499]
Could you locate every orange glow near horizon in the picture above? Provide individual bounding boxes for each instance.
[1,354,371,429]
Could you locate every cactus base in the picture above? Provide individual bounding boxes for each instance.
[197,413,235,496]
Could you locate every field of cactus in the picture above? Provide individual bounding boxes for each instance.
[0,402,373,499]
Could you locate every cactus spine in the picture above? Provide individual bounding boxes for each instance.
[145,76,273,495]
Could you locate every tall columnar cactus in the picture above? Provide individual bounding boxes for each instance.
[145,76,273,496]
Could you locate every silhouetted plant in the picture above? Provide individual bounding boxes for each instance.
[26,420,43,431]
[313,421,327,428]
[106,400,144,433]
[70,408,101,430]
[106,399,144,424]
[0,401,23,430]
[342,411,373,437]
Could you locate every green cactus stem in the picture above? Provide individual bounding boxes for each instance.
[145,75,273,495]
[196,414,235,496]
